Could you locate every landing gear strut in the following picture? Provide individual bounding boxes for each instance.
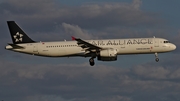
[155,52,159,62]
[89,58,95,66]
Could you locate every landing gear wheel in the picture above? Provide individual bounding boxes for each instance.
[89,58,95,66]
[154,52,159,62]
[155,58,159,62]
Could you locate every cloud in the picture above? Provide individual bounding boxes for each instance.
[132,0,142,10]
[0,0,166,44]
[62,23,95,39]
[0,0,160,31]
[1,60,180,101]
[25,95,71,101]
[132,65,170,79]
[0,0,166,43]
[0,0,180,101]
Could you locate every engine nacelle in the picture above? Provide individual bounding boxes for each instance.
[97,49,117,61]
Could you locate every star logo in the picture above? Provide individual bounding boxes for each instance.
[13,32,23,42]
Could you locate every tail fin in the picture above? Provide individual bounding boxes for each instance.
[7,21,35,44]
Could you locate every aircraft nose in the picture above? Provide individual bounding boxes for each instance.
[171,44,176,50]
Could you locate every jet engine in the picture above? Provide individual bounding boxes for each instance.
[97,49,117,61]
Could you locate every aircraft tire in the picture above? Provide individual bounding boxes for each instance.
[89,58,95,66]
[155,58,159,62]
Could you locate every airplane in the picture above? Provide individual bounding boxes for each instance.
[5,21,176,66]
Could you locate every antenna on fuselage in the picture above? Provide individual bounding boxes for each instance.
[153,36,156,38]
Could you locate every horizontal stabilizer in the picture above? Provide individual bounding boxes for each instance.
[8,43,24,49]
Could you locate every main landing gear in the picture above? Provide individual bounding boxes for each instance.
[89,57,95,66]
[155,52,159,62]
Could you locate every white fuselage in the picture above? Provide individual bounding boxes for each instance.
[5,38,176,57]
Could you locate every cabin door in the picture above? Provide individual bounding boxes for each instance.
[154,38,159,47]
[33,44,38,54]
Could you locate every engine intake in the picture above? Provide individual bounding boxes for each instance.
[97,49,117,61]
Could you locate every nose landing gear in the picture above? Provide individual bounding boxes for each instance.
[89,58,95,66]
[155,52,159,62]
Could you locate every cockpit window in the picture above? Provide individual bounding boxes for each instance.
[164,41,170,43]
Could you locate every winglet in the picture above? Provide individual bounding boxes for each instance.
[71,36,76,41]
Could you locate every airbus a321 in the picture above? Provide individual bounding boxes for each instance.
[5,21,176,66]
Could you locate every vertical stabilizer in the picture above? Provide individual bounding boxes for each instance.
[7,21,35,44]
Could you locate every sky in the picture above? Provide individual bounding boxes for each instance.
[0,0,180,101]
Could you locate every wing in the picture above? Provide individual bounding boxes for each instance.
[72,36,102,52]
